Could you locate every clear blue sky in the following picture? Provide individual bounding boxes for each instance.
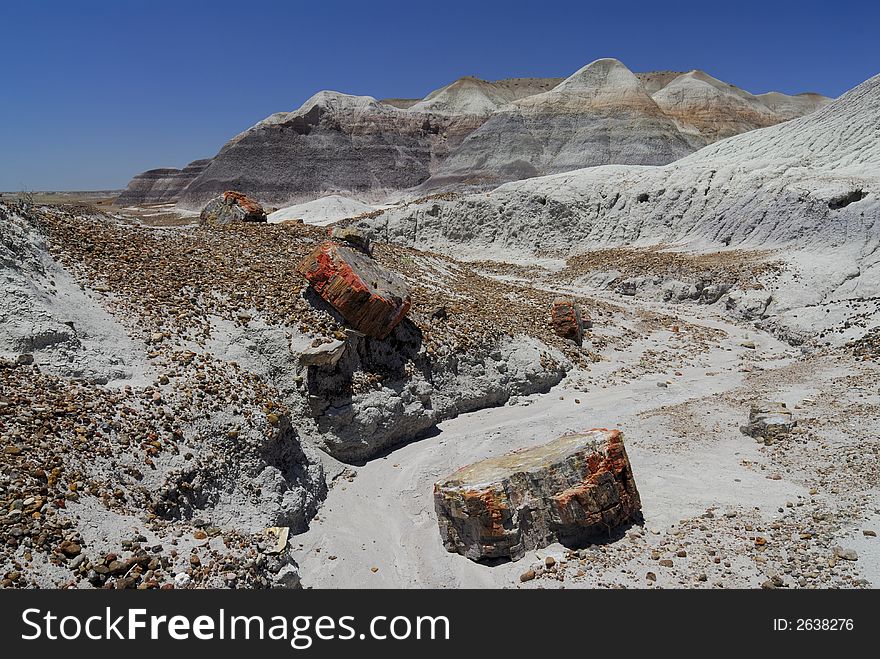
[1,0,876,191]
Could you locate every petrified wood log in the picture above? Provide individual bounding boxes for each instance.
[434,429,641,561]
[550,297,584,345]
[199,190,267,226]
[297,241,411,339]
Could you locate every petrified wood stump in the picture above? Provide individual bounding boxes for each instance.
[434,429,641,561]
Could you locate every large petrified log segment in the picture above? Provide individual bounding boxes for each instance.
[297,241,411,339]
[199,190,267,226]
[434,429,641,561]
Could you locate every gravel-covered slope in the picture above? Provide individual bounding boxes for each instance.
[1,201,584,587]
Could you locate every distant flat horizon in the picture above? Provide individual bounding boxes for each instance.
[1,0,876,191]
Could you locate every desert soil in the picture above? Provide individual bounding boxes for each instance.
[296,277,879,589]
[2,196,877,589]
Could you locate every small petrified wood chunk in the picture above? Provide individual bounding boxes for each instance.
[550,297,584,345]
[740,401,795,441]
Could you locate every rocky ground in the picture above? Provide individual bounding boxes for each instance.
[0,198,576,588]
[1,196,877,589]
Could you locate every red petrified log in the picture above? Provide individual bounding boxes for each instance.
[200,190,267,226]
[551,297,584,345]
[221,190,265,218]
[297,241,411,340]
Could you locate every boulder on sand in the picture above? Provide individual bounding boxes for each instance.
[200,190,267,226]
[550,297,584,345]
[740,402,795,441]
[434,428,642,561]
[297,242,411,339]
